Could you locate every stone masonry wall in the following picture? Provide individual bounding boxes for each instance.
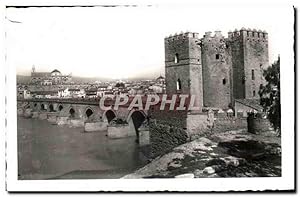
[149,121,188,158]
[228,30,245,99]
[186,113,211,136]
[164,32,203,110]
[247,113,273,134]
[149,105,189,157]
[165,34,191,95]
[228,29,268,100]
[212,117,247,133]
[149,106,248,157]
[243,29,268,99]
[201,31,231,109]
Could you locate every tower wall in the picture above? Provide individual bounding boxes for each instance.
[242,29,269,99]
[229,28,268,100]
[164,32,203,110]
[201,31,232,109]
[228,30,245,99]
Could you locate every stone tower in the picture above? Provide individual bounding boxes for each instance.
[164,32,203,110]
[228,28,269,100]
[201,31,232,109]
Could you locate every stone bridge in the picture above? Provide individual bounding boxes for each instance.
[18,97,254,157]
[17,98,149,145]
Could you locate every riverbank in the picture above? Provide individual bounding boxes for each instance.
[122,129,281,178]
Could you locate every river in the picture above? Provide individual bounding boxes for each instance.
[17,117,148,180]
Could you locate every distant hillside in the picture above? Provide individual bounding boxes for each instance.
[16,75,158,84]
[17,75,31,84]
[72,76,113,83]
[16,75,114,84]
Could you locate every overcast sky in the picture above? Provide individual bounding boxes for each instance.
[6,5,281,79]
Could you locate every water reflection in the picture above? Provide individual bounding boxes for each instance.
[17,117,148,179]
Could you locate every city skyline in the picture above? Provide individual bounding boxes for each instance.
[7,5,281,79]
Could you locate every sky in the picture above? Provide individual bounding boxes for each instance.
[6,5,282,79]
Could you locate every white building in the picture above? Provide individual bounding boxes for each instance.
[58,88,71,98]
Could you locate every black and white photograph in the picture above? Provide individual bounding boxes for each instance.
[2,0,295,192]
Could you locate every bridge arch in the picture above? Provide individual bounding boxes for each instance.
[49,103,55,112]
[85,107,94,119]
[22,102,30,110]
[69,107,76,118]
[127,109,147,140]
[126,109,147,123]
[40,103,45,111]
[103,109,116,123]
[58,104,64,111]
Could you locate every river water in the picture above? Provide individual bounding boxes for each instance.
[17,117,148,180]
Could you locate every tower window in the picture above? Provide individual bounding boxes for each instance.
[216,54,220,60]
[176,79,182,91]
[251,69,255,80]
[222,78,226,85]
[174,53,179,63]
[253,90,256,97]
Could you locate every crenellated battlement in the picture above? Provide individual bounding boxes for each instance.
[165,31,199,42]
[228,27,268,40]
[202,30,224,39]
[165,28,268,43]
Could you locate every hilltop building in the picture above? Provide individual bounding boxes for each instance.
[30,66,72,85]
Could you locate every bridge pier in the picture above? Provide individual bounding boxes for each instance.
[24,109,33,118]
[107,124,134,138]
[84,121,108,132]
[32,111,39,118]
[56,116,69,125]
[38,111,48,120]
[138,128,150,147]
[47,112,58,125]
[68,118,85,128]
[17,108,24,116]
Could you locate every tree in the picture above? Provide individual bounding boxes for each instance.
[259,57,281,135]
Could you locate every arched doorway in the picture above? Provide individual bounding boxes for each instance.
[105,110,116,123]
[86,108,93,118]
[69,108,75,118]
